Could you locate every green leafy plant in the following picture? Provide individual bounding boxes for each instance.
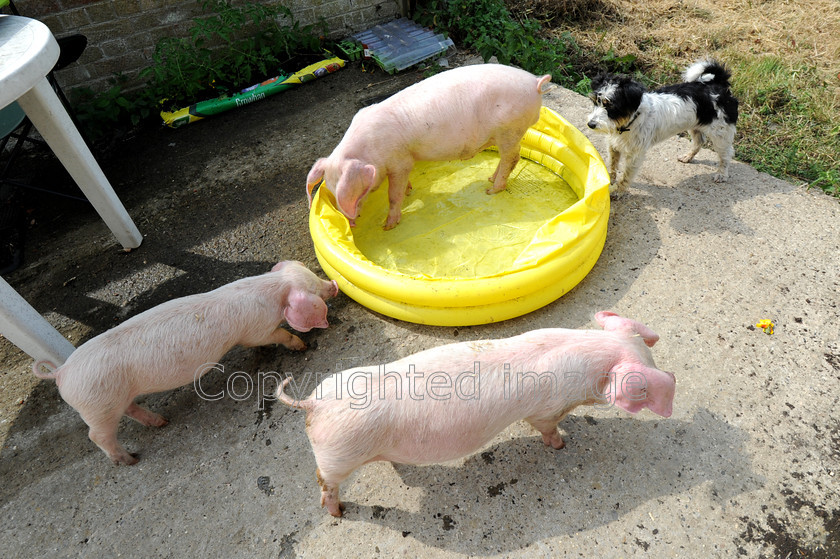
[143,0,326,107]
[71,0,327,141]
[599,48,637,75]
[72,75,151,142]
[812,169,840,196]
[415,0,581,88]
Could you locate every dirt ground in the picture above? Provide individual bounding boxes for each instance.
[1,54,839,558]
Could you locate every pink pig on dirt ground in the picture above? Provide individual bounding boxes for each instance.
[32,261,338,466]
[305,63,553,230]
[278,311,675,517]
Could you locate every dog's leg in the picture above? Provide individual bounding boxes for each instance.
[608,145,621,184]
[678,130,704,164]
[613,151,644,199]
[709,125,736,183]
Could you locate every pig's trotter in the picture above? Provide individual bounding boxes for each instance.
[322,495,345,518]
[126,402,168,427]
[112,452,140,466]
[384,171,410,229]
[88,424,139,465]
[486,149,520,194]
[288,335,307,351]
[383,209,401,230]
[317,468,344,517]
[271,328,307,351]
[541,430,566,450]
[528,418,566,450]
[485,163,506,194]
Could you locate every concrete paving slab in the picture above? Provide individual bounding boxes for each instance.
[1,61,838,558]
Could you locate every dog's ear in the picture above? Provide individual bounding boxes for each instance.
[621,79,645,111]
[589,72,616,101]
[594,71,624,85]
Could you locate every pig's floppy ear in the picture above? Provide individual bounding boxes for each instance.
[595,311,660,347]
[336,162,376,219]
[306,159,327,208]
[612,365,675,418]
[284,289,329,333]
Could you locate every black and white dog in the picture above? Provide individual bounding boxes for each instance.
[586,59,739,198]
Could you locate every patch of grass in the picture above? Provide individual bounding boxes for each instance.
[513,0,840,196]
[737,57,797,115]
[731,56,840,194]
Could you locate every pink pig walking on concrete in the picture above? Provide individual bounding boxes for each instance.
[33,261,338,465]
[278,311,675,516]
[305,63,553,230]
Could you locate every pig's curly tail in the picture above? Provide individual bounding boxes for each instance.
[277,377,312,411]
[32,360,59,380]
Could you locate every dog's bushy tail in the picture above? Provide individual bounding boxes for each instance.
[683,59,732,89]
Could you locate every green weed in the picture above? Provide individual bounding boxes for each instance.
[71,0,327,141]
[415,0,581,88]
[599,48,638,75]
[144,0,325,106]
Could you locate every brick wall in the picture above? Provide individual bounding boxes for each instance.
[6,0,402,93]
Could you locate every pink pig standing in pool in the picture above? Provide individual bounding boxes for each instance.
[278,311,676,516]
[33,261,338,465]
[305,63,553,230]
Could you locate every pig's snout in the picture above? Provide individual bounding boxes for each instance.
[658,371,676,418]
[648,370,676,418]
[326,280,340,299]
[318,279,339,301]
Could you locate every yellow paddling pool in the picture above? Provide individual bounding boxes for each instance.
[309,106,610,326]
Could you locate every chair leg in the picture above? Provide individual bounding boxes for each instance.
[47,73,94,151]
